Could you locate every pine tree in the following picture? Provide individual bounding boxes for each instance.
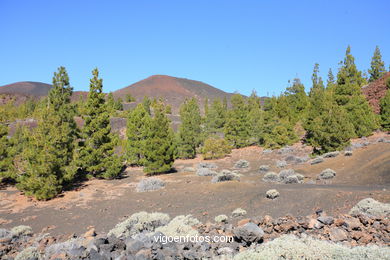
[106,92,123,113]
[305,64,327,144]
[284,78,309,121]
[247,90,264,144]
[309,63,325,97]
[262,97,298,148]
[308,91,354,154]
[368,46,386,82]
[76,68,122,179]
[142,96,152,115]
[17,67,78,200]
[335,46,377,137]
[380,78,390,131]
[143,102,176,174]
[327,68,335,89]
[224,94,250,148]
[126,103,151,165]
[204,99,226,136]
[177,98,202,159]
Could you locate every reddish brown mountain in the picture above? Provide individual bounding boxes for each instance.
[113,75,234,113]
[0,81,51,97]
[362,72,390,113]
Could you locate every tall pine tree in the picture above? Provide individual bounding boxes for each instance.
[224,94,250,148]
[17,67,78,200]
[143,102,176,174]
[247,91,264,145]
[126,103,151,165]
[368,46,386,82]
[177,98,202,159]
[204,98,226,137]
[76,68,122,179]
[335,46,377,137]
[307,90,354,154]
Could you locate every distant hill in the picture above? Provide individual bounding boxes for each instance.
[0,81,51,97]
[113,75,234,113]
[362,72,390,113]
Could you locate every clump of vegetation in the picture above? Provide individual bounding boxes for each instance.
[232,208,247,218]
[125,93,136,102]
[108,211,170,238]
[136,177,165,192]
[202,136,231,160]
[156,215,200,237]
[234,234,390,260]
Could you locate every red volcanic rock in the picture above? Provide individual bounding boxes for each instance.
[362,72,390,113]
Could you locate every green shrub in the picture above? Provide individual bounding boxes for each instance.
[202,137,231,160]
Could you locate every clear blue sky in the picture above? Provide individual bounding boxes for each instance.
[1,0,389,96]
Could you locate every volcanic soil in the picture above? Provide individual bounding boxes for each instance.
[1,133,389,238]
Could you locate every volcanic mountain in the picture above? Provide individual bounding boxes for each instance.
[0,81,51,97]
[113,75,234,113]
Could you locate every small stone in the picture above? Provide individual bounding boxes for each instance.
[317,216,334,225]
[323,151,340,158]
[237,218,251,227]
[329,227,348,242]
[84,228,96,238]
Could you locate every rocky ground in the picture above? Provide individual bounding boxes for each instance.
[1,132,390,259]
[1,198,389,259]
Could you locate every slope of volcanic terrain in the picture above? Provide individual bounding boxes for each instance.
[362,72,390,113]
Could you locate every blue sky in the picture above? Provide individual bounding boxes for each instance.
[1,0,389,96]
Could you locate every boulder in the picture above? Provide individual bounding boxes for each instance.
[233,223,264,245]
[344,151,353,156]
[329,227,348,242]
[317,216,334,225]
